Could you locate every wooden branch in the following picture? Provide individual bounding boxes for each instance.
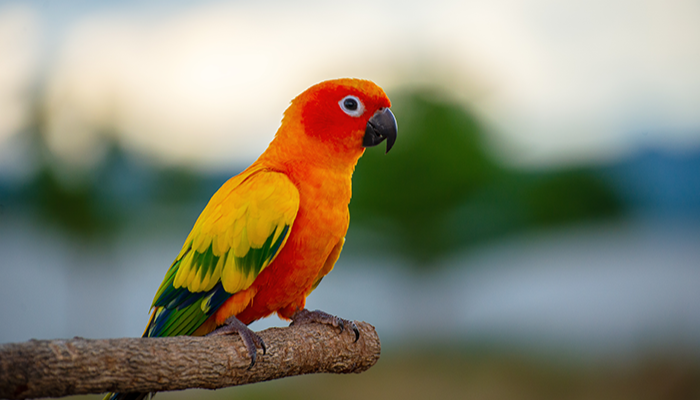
[0,321,380,399]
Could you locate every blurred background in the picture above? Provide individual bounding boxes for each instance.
[2,0,700,399]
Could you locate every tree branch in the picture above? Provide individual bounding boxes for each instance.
[0,321,380,399]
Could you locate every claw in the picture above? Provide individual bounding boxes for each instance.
[248,350,257,370]
[350,322,360,343]
[207,315,265,369]
[291,309,361,342]
[337,319,345,334]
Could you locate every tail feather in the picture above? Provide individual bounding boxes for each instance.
[103,392,153,400]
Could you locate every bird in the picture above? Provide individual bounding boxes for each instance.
[105,78,397,400]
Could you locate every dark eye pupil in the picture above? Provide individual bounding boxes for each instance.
[344,98,358,111]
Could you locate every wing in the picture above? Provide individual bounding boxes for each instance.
[144,168,300,337]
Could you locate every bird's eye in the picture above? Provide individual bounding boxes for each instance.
[344,98,358,110]
[339,95,365,117]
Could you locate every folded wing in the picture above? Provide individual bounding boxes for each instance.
[144,168,300,337]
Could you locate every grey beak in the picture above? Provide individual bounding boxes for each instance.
[363,108,397,153]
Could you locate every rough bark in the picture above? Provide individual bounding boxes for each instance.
[0,321,380,399]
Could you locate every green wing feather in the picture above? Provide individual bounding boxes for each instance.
[144,168,299,337]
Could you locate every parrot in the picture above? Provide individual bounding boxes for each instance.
[105,78,397,400]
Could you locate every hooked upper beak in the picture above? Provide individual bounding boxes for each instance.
[363,108,397,153]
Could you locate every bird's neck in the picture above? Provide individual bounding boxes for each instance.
[257,121,365,179]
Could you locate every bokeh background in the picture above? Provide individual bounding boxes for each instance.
[2,0,700,399]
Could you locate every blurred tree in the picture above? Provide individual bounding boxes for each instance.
[350,89,503,262]
[350,89,623,265]
[22,166,118,235]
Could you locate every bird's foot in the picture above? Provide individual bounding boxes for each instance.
[206,316,266,369]
[290,309,360,342]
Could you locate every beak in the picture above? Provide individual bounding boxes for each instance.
[363,108,397,153]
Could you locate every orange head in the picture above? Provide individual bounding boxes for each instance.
[265,78,397,170]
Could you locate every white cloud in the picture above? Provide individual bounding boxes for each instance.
[450,0,700,165]
[43,3,406,169]
[37,0,700,170]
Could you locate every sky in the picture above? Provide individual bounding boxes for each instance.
[1,0,700,172]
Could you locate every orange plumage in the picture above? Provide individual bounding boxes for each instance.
[108,77,397,400]
[140,78,396,342]
[231,79,392,325]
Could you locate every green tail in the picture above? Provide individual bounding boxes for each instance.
[103,392,152,400]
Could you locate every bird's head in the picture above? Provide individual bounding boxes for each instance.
[270,78,397,170]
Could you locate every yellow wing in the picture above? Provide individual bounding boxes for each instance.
[174,167,298,295]
[145,168,299,337]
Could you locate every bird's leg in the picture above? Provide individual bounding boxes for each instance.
[206,315,266,369]
[290,309,360,342]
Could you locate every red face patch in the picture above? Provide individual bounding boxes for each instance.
[299,79,391,151]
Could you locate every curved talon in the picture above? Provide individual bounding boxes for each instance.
[247,352,256,370]
[350,322,360,342]
[337,318,345,334]
[206,315,264,368]
[290,309,361,342]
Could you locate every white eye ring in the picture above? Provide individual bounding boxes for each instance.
[339,95,365,117]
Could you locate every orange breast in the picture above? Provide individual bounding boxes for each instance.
[221,163,352,325]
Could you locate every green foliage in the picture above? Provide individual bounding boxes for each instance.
[351,89,503,261]
[350,89,623,264]
[22,167,120,236]
[152,167,210,205]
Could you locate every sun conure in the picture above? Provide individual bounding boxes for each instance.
[105,78,397,400]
